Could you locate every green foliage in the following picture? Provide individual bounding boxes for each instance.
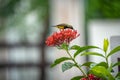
[0,0,49,17]
[112,62,120,68]
[71,76,83,80]
[57,43,69,50]
[87,0,120,19]
[31,0,48,10]
[115,77,120,80]
[115,72,120,79]
[73,46,100,58]
[30,0,49,19]
[51,38,120,79]
[81,52,105,58]
[96,62,108,68]
[90,66,114,80]
[90,63,97,69]
[103,38,109,53]
[70,45,81,50]
[0,0,21,17]
[81,62,95,68]
[107,63,114,73]
[0,0,49,34]
[51,57,72,67]
[61,43,69,50]
[107,46,120,58]
[62,62,75,72]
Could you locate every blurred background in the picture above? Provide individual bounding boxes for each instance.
[0,0,120,80]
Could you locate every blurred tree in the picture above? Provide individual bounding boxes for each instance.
[0,0,20,17]
[87,0,120,19]
[0,0,49,35]
[0,0,20,33]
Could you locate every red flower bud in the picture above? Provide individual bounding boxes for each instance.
[88,74,95,79]
[81,78,87,80]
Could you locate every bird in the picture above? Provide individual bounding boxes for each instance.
[53,23,74,30]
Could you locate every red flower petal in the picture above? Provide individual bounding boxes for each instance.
[45,29,80,46]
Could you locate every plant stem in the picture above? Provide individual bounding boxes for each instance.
[66,49,87,77]
[105,52,109,67]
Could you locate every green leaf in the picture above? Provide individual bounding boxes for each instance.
[115,77,120,80]
[115,72,120,80]
[74,46,100,58]
[115,72,120,78]
[51,57,72,67]
[90,63,97,68]
[112,62,120,68]
[96,62,108,68]
[70,45,80,50]
[71,76,83,80]
[62,62,75,72]
[81,62,95,68]
[81,52,105,58]
[58,43,69,50]
[107,63,114,73]
[103,38,109,53]
[90,66,115,80]
[107,46,120,58]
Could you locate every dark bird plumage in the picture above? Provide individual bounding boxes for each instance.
[53,23,74,30]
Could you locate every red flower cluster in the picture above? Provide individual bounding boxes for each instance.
[81,74,101,80]
[45,29,80,46]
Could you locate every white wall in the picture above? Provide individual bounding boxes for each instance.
[88,20,120,63]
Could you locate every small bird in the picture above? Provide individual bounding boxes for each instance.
[53,23,74,30]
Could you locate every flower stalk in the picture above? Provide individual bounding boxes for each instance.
[105,52,109,67]
[66,49,87,77]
